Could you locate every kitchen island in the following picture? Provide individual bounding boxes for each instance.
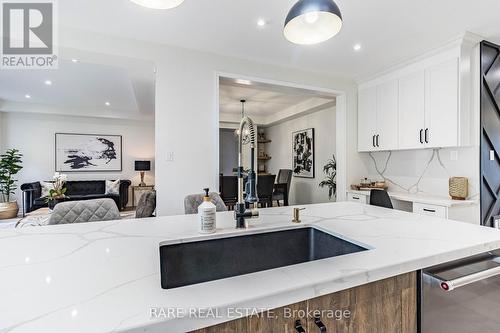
[1,202,500,333]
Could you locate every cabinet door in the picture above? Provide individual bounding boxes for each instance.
[376,80,399,150]
[358,87,377,151]
[425,58,459,148]
[306,272,417,333]
[247,301,308,333]
[399,71,426,149]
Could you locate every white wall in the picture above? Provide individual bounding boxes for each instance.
[266,106,336,205]
[1,112,155,206]
[219,129,238,175]
[57,28,362,216]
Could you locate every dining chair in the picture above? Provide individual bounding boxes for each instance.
[135,190,156,218]
[257,175,276,208]
[184,192,228,214]
[273,169,292,206]
[220,175,238,210]
[370,189,393,209]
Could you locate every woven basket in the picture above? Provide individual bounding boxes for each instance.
[449,177,468,200]
[0,201,19,219]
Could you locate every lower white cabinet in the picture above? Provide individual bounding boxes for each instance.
[347,192,369,204]
[346,191,472,221]
[413,202,447,219]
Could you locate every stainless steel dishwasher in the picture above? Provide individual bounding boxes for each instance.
[421,250,500,333]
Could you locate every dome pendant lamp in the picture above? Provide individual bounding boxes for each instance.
[284,0,343,45]
[130,0,184,9]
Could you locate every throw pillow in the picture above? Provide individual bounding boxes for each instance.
[105,180,120,195]
[40,181,54,198]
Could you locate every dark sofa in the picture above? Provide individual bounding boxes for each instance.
[21,180,131,213]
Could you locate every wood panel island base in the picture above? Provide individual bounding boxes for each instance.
[191,272,416,333]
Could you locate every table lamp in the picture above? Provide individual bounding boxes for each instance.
[135,160,151,187]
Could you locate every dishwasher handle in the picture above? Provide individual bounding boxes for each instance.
[428,265,500,291]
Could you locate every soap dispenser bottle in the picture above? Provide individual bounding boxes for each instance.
[198,188,216,234]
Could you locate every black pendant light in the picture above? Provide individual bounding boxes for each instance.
[284,0,343,45]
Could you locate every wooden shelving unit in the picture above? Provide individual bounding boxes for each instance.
[258,132,271,173]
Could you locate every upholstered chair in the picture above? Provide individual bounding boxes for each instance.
[184,192,227,214]
[135,190,156,218]
[48,199,121,225]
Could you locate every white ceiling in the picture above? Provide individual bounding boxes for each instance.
[219,78,333,117]
[0,55,155,120]
[219,77,335,126]
[58,0,500,79]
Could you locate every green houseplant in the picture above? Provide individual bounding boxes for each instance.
[0,149,23,219]
[45,172,68,210]
[319,154,337,200]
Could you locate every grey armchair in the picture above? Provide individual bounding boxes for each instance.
[48,199,121,225]
[135,190,156,218]
[184,192,227,214]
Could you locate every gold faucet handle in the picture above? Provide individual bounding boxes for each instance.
[292,208,306,223]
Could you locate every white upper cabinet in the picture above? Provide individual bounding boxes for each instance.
[358,87,377,151]
[425,58,459,148]
[358,48,465,152]
[358,80,398,152]
[399,71,425,149]
[376,80,399,150]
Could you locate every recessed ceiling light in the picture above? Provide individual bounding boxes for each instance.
[129,0,184,9]
[353,43,362,51]
[24,94,31,99]
[235,79,252,85]
[105,102,111,106]
[44,80,52,86]
[71,58,78,63]
[257,18,266,27]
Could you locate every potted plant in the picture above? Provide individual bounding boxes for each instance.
[46,172,68,210]
[0,149,23,219]
[319,154,337,200]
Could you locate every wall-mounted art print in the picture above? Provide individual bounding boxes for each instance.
[55,133,122,172]
[292,128,315,178]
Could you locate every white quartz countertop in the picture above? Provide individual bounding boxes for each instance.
[1,202,500,333]
[348,190,476,207]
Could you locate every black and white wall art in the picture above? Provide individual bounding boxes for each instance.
[55,133,122,172]
[292,128,315,178]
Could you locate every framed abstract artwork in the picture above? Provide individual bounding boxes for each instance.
[292,128,315,178]
[55,133,122,172]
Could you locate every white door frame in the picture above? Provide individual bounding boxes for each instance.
[214,71,348,202]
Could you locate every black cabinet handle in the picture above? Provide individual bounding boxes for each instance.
[419,129,424,144]
[352,196,360,200]
[295,320,306,333]
[425,128,429,143]
[423,208,436,213]
[372,135,376,147]
[314,316,327,332]
[376,134,380,147]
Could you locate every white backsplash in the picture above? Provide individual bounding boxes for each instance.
[360,146,480,200]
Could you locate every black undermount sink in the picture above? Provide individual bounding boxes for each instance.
[159,227,368,289]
